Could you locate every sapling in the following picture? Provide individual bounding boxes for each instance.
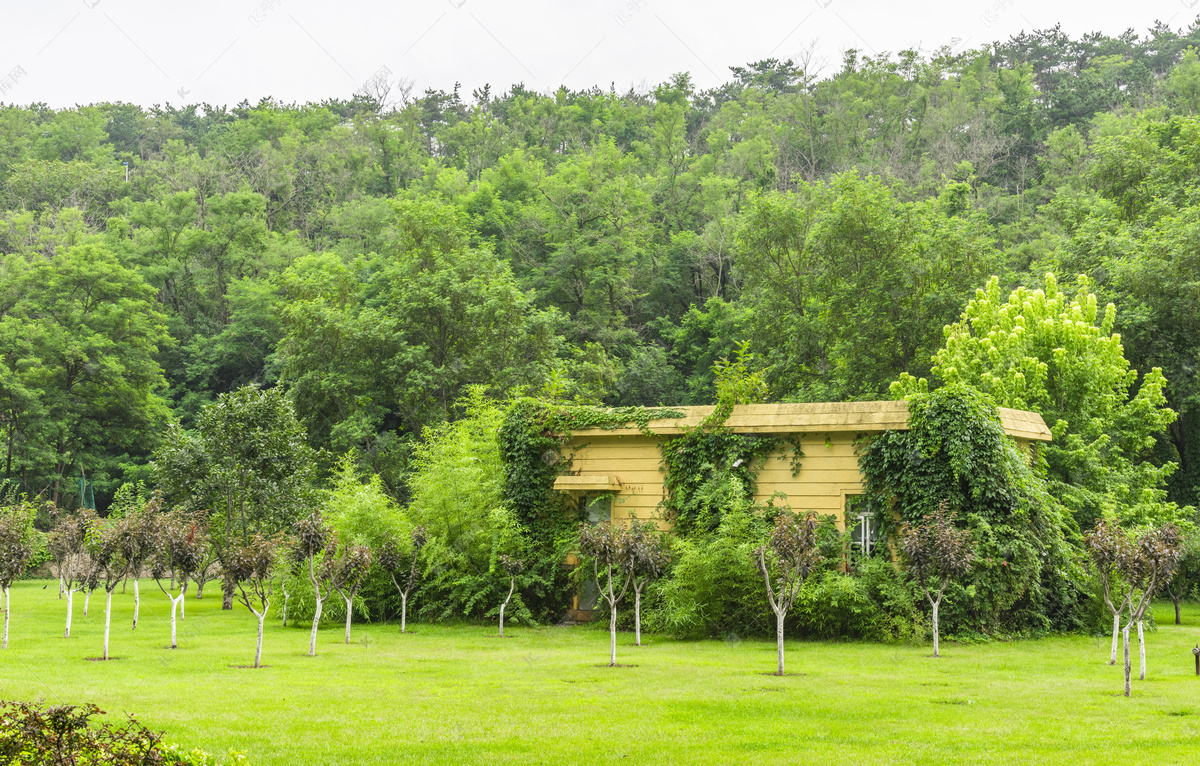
[86,519,131,660]
[1084,517,1135,665]
[114,494,160,631]
[226,534,281,668]
[150,512,206,649]
[755,511,824,676]
[898,502,974,658]
[48,510,96,639]
[579,523,633,667]
[623,520,670,647]
[0,503,37,649]
[293,510,336,656]
[333,544,373,644]
[378,526,426,634]
[1164,530,1200,625]
[1119,524,1181,695]
[497,555,523,638]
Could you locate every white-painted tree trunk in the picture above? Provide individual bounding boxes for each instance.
[64,589,75,638]
[932,599,941,658]
[609,605,618,667]
[132,579,140,630]
[180,587,185,619]
[168,585,187,648]
[1123,623,1132,697]
[309,596,323,656]
[634,583,643,647]
[775,608,786,676]
[343,594,354,644]
[83,590,90,616]
[2,586,9,649]
[254,607,268,668]
[59,576,64,599]
[1137,620,1146,681]
[499,578,514,638]
[400,593,408,633]
[103,591,113,660]
[1109,612,1120,665]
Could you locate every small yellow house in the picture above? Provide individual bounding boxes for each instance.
[554,400,1051,529]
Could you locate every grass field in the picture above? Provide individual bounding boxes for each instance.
[1,579,1199,765]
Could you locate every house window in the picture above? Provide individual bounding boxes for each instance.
[584,494,611,524]
[845,494,879,558]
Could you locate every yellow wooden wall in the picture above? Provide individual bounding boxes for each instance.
[562,431,867,532]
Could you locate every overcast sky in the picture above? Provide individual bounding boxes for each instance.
[6,0,1198,108]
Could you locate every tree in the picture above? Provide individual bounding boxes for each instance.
[623,520,670,647]
[150,510,206,650]
[579,523,633,667]
[898,502,975,658]
[225,533,281,668]
[293,510,336,657]
[378,526,426,634]
[113,493,160,630]
[755,511,823,675]
[497,555,523,638]
[86,519,130,661]
[0,502,36,649]
[333,544,372,644]
[1120,524,1181,694]
[153,385,318,610]
[48,510,96,639]
[1085,517,1135,665]
[1165,529,1200,625]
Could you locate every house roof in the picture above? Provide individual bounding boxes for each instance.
[569,401,1053,442]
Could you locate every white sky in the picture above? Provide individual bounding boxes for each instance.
[5,0,1199,108]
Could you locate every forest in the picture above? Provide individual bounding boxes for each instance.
[3,19,1200,526]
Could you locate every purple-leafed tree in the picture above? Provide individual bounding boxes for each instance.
[756,511,823,676]
[150,511,206,650]
[293,510,336,656]
[86,519,131,660]
[1084,517,1134,665]
[333,544,373,644]
[48,509,97,639]
[0,502,37,649]
[1121,524,1181,694]
[623,520,670,647]
[497,554,523,638]
[898,502,974,659]
[579,523,632,667]
[378,526,426,634]
[226,533,281,668]
[115,493,160,631]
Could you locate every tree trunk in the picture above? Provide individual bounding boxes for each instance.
[634,585,642,647]
[1123,623,1132,697]
[400,593,407,634]
[64,589,74,638]
[309,597,322,656]
[196,581,204,599]
[1173,595,1181,626]
[180,589,185,620]
[222,583,234,610]
[499,601,506,638]
[1137,620,1146,681]
[59,576,64,599]
[132,579,140,630]
[609,605,617,667]
[103,591,112,660]
[170,593,180,649]
[932,599,942,658]
[255,610,266,668]
[3,586,9,649]
[84,590,90,616]
[1109,612,1120,665]
[344,594,353,644]
[775,608,786,676]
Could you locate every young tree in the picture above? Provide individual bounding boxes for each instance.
[114,493,160,631]
[86,519,130,661]
[378,526,426,634]
[0,502,37,649]
[898,502,975,658]
[48,510,96,639]
[623,520,670,647]
[1085,517,1135,665]
[333,544,372,644]
[1120,524,1181,694]
[497,555,523,638]
[579,523,632,667]
[226,534,281,668]
[150,512,206,649]
[1164,529,1200,625]
[755,511,824,676]
[293,510,336,657]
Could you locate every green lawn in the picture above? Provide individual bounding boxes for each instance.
[2,580,1199,765]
